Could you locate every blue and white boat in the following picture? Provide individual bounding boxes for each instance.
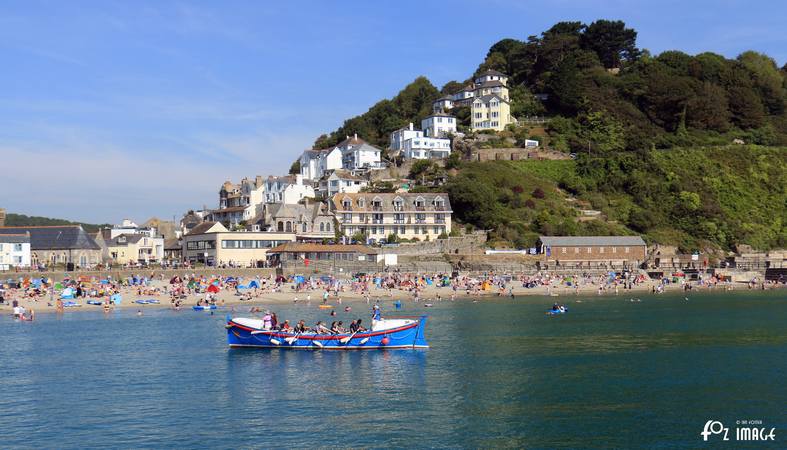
[226,315,429,350]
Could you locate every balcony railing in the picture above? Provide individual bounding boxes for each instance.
[415,205,426,211]
[372,205,383,211]
[372,219,383,224]
[415,219,426,224]
[435,219,446,224]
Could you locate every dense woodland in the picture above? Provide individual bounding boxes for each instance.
[5,213,109,233]
[315,20,787,252]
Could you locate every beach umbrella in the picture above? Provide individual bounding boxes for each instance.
[207,284,220,293]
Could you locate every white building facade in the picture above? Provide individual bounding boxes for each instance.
[402,136,451,159]
[265,174,316,204]
[0,234,31,270]
[421,113,457,137]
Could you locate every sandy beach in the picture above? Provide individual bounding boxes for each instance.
[2,273,781,317]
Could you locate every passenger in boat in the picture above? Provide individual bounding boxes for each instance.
[280,320,293,332]
[262,311,272,330]
[270,312,279,330]
[330,321,339,334]
[350,319,367,333]
[315,321,330,334]
[336,321,346,333]
[294,320,308,333]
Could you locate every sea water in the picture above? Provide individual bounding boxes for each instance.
[0,290,784,448]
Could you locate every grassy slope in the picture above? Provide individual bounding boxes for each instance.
[448,146,787,251]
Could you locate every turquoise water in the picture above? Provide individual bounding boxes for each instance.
[1,290,785,448]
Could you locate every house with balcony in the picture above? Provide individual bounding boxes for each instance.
[208,176,267,229]
[421,112,457,138]
[389,122,451,160]
[470,69,516,131]
[329,192,452,241]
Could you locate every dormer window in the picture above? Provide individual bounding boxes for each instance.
[357,198,365,208]
[342,198,351,209]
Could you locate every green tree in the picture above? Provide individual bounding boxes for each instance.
[581,19,640,68]
[289,160,301,175]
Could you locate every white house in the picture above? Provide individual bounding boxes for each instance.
[432,95,454,113]
[265,174,316,204]
[390,123,423,151]
[337,134,383,170]
[452,85,475,105]
[474,69,509,85]
[402,136,451,159]
[421,113,457,137]
[300,147,343,181]
[0,233,31,270]
[318,169,369,198]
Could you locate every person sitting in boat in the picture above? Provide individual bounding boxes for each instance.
[294,320,308,333]
[336,321,346,333]
[330,321,339,334]
[280,320,293,332]
[314,321,330,334]
[350,319,367,333]
[270,312,279,330]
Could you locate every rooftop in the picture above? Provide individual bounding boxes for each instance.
[0,225,100,250]
[538,236,646,247]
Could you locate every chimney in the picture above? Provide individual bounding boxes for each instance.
[354,133,357,140]
[408,123,413,131]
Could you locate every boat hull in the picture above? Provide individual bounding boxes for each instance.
[226,316,429,350]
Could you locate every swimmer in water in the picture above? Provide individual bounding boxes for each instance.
[137,310,143,316]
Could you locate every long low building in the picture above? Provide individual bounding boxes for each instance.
[0,225,101,269]
[182,221,295,266]
[537,236,647,266]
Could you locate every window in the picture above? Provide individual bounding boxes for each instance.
[491,121,499,127]
[561,247,566,254]
[574,247,579,254]
[400,226,406,234]
[599,247,604,254]
[320,223,325,232]
[438,117,442,123]
[587,247,592,254]
[491,112,498,118]
[285,222,292,232]
[13,243,22,252]
[448,118,453,123]
[342,199,351,209]
[302,223,307,232]
[612,247,617,253]
[625,247,630,254]
[342,213,352,222]
[474,113,482,119]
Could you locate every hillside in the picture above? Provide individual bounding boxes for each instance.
[445,146,786,251]
[4,213,110,233]
[316,20,787,152]
[312,20,787,252]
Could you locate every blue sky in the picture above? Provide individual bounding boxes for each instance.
[1,0,784,224]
